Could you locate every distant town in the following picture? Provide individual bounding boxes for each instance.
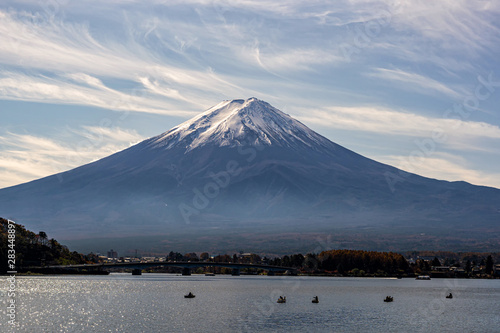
[1,219,499,278]
[92,248,500,278]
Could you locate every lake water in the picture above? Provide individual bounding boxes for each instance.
[1,274,499,332]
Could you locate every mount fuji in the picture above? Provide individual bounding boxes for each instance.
[1,98,499,254]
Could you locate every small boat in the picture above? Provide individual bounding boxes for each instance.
[277,296,286,303]
[416,275,431,280]
[384,296,393,302]
[446,293,453,299]
[184,292,195,298]
[312,296,319,303]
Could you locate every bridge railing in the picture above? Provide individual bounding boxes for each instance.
[26,261,297,274]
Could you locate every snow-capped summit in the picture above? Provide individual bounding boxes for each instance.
[146,98,329,151]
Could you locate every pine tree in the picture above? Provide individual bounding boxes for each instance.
[431,257,441,267]
[465,260,471,273]
[485,255,494,274]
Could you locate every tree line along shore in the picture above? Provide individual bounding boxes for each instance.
[1,218,499,278]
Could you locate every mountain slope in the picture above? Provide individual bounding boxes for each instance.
[1,98,499,253]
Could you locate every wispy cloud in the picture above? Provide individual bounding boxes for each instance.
[380,153,500,189]
[368,68,462,99]
[386,0,500,56]
[297,102,500,188]
[337,1,500,75]
[0,9,250,112]
[298,105,500,140]
[253,47,346,72]
[1,1,498,112]
[0,71,200,116]
[0,127,145,188]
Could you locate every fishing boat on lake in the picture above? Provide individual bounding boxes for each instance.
[277,296,286,303]
[384,296,393,302]
[184,292,195,298]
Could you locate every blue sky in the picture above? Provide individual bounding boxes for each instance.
[1,0,500,189]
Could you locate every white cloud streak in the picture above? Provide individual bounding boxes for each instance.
[298,105,500,140]
[368,68,463,99]
[0,71,197,116]
[386,0,500,55]
[0,1,497,112]
[0,127,145,188]
[0,9,252,113]
[380,153,500,189]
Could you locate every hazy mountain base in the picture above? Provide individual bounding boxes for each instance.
[62,225,500,257]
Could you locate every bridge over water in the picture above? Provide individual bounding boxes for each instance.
[31,261,297,276]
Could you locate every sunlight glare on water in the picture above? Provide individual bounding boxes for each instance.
[1,274,499,332]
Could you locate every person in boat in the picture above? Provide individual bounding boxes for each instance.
[312,296,319,303]
[277,296,286,303]
[446,293,453,298]
[185,292,195,298]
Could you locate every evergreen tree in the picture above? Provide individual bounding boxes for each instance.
[39,231,48,246]
[465,260,471,273]
[431,257,441,267]
[485,255,494,274]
